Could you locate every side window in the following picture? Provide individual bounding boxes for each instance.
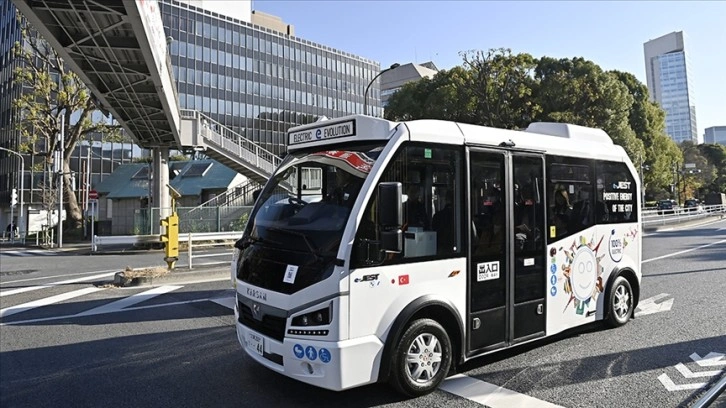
[546,156,595,243]
[596,161,638,223]
[353,143,463,267]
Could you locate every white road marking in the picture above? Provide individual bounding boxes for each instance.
[691,352,726,367]
[0,287,103,318]
[658,373,706,391]
[74,285,182,317]
[0,249,57,257]
[1,269,120,285]
[634,293,673,317]
[642,239,726,263]
[440,374,563,407]
[674,363,722,378]
[211,295,235,310]
[0,272,117,297]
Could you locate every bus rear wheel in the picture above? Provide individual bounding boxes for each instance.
[606,276,633,328]
[390,318,452,397]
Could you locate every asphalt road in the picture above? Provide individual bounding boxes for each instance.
[1,219,725,408]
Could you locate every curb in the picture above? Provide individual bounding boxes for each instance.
[111,265,230,287]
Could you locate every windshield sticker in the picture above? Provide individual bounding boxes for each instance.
[283,265,299,284]
[477,261,500,282]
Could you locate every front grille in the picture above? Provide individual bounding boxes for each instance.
[238,301,286,342]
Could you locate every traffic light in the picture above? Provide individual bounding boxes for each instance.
[10,188,17,207]
[160,214,179,269]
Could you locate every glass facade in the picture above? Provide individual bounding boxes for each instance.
[657,51,698,144]
[0,0,146,221]
[160,0,382,157]
[704,126,726,146]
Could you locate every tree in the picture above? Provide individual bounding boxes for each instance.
[385,67,475,123]
[610,71,681,200]
[461,48,540,129]
[534,57,644,161]
[12,13,120,230]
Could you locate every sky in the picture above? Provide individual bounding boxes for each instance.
[252,0,725,138]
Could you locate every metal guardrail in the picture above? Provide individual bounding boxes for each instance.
[93,230,242,252]
[183,231,241,269]
[642,204,726,229]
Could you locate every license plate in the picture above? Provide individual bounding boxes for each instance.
[247,332,264,356]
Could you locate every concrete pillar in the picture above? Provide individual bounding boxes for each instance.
[153,147,170,218]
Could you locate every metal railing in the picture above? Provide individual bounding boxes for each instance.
[190,178,262,211]
[180,109,281,178]
[642,204,725,228]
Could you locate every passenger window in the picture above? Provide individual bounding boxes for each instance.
[596,162,637,223]
[353,143,463,267]
[546,157,595,243]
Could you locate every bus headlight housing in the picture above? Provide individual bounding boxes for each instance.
[291,304,331,327]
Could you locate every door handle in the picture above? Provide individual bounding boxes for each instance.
[537,304,544,315]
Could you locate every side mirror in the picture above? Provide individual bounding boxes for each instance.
[378,182,402,252]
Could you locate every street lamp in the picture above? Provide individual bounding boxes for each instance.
[363,63,400,116]
[0,147,25,241]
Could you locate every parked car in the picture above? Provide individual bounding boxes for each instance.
[657,199,676,215]
[683,199,703,213]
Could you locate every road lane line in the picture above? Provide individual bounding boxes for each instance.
[1,269,120,285]
[0,287,103,318]
[643,239,726,264]
[1,298,209,326]
[0,271,117,297]
[440,374,563,407]
[74,285,182,317]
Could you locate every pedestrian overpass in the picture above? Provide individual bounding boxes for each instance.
[12,0,277,210]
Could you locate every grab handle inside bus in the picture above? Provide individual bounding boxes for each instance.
[378,182,403,253]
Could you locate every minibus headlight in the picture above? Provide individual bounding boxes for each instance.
[291,304,331,327]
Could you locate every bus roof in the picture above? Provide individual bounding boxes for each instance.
[286,115,628,162]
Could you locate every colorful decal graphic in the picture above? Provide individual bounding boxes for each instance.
[609,227,639,263]
[398,275,410,285]
[559,235,606,315]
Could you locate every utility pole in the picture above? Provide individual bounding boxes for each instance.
[58,115,64,248]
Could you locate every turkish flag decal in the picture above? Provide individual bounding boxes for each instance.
[398,275,409,285]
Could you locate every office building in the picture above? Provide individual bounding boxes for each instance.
[161,0,381,157]
[643,31,699,144]
[2,0,382,230]
[379,62,439,108]
[704,126,726,146]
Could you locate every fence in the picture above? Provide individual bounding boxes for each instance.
[642,204,725,229]
[131,206,254,236]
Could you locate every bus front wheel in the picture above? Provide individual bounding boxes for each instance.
[606,276,633,328]
[390,318,452,397]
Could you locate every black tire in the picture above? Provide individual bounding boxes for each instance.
[606,276,633,328]
[389,318,452,397]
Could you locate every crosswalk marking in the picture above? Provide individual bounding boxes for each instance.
[440,374,563,408]
[0,287,103,318]
[0,272,117,297]
[75,285,182,317]
[0,249,57,257]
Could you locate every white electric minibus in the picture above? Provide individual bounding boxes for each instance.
[232,115,641,397]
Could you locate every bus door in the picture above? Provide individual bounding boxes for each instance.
[467,150,546,354]
[510,153,546,343]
